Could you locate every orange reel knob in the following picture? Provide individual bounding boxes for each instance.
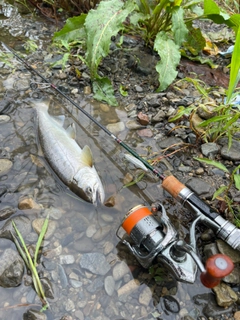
[200,254,234,288]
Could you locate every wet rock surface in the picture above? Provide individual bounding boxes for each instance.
[0,2,239,320]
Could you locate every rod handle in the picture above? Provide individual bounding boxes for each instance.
[200,254,234,288]
[162,175,185,199]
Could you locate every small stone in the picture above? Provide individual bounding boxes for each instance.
[44,245,62,259]
[23,309,47,320]
[103,241,114,255]
[0,159,13,176]
[152,110,165,122]
[213,282,238,307]
[100,103,110,112]
[113,261,130,281]
[139,286,152,306]
[220,140,240,161]
[135,85,143,92]
[83,86,91,95]
[32,218,57,239]
[137,128,153,137]
[216,239,240,263]
[126,119,144,130]
[195,168,204,175]
[79,252,111,275]
[86,225,97,238]
[64,298,75,311]
[71,88,78,95]
[101,214,114,223]
[59,255,75,265]
[104,275,115,296]
[117,279,140,300]
[123,172,133,185]
[106,121,125,134]
[58,72,68,80]
[137,112,149,125]
[18,197,42,210]
[0,115,10,123]
[104,195,116,207]
[92,225,111,242]
[201,142,220,158]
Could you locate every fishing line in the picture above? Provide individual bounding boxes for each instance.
[2,42,165,182]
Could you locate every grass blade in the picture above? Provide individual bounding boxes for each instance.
[34,215,49,267]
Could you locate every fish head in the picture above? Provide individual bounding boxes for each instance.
[72,167,105,205]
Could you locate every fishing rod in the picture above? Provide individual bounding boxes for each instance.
[3,42,240,287]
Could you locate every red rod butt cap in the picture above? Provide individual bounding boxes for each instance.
[200,254,234,288]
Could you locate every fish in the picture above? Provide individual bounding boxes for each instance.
[34,100,105,204]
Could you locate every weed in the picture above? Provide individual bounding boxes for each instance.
[11,215,50,311]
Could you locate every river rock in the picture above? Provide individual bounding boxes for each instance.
[23,309,47,320]
[0,248,24,288]
[32,218,57,240]
[185,177,215,198]
[18,197,43,210]
[126,119,145,130]
[139,286,152,306]
[112,261,130,281]
[0,159,13,176]
[137,112,149,125]
[220,140,240,161]
[152,110,165,122]
[104,275,115,296]
[0,205,16,220]
[117,279,140,300]
[106,122,125,134]
[0,215,31,240]
[92,225,111,242]
[157,136,183,150]
[216,239,240,263]
[213,282,238,307]
[73,237,94,252]
[201,142,220,158]
[79,252,111,275]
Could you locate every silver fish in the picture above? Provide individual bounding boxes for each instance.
[34,100,105,204]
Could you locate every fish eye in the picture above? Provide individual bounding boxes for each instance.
[87,187,92,194]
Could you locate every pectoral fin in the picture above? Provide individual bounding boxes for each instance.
[81,145,93,167]
[53,115,65,127]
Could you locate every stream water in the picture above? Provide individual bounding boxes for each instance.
[0,1,237,320]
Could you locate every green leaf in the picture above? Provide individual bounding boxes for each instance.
[227,27,240,103]
[184,22,206,56]
[204,0,220,15]
[93,77,118,106]
[53,15,87,42]
[85,0,135,78]
[212,185,228,199]
[120,84,128,96]
[194,157,229,172]
[171,7,188,46]
[198,114,230,127]
[34,215,49,267]
[154,31,181,91]
[180,49,218,68]
[168,105,195,122]
[234,174,240,190]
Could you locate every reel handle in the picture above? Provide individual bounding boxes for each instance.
[200,254,234,288]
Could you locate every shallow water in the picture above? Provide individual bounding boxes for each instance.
[0,2,221,320]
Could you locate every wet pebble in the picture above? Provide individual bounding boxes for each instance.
[117,279,140,301]
[104,275,115,296]
[86,277,104,293]
[185,177,215,198]
[0,215,31,240]
[18,197,43,210]
[157,136,183,150]
[64,298,75,312]
[161,295,180,313]
[79,252,111,275]
[44,245,62,259]
[103,241,114,255]
[113,261,130,281]
[101,213,114,223]
[0,205,16,220]
[86,225,97,238]
[126,119,145,130]
[0,159,13,176]
[23,309,47,320]
[32,218,57,240]
[58,264,68,288]
[138,286,152,306]
[0,115,10,123]
[106,121,125,134]
[59,255,75,265]
[70,279,82,288]
[92,225,111,242]
[137,112,149,125]
[44,206,64,220]
[73,237,94,252]
[137,128,153,137]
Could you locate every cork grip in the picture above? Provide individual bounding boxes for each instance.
[162,175,186,199]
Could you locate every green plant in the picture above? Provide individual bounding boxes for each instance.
[52,0,240,105]
[11,215,50,311]
[194,157,240,225]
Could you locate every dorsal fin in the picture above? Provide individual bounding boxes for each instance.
[81,145,93,167]
[66,123,76,139]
